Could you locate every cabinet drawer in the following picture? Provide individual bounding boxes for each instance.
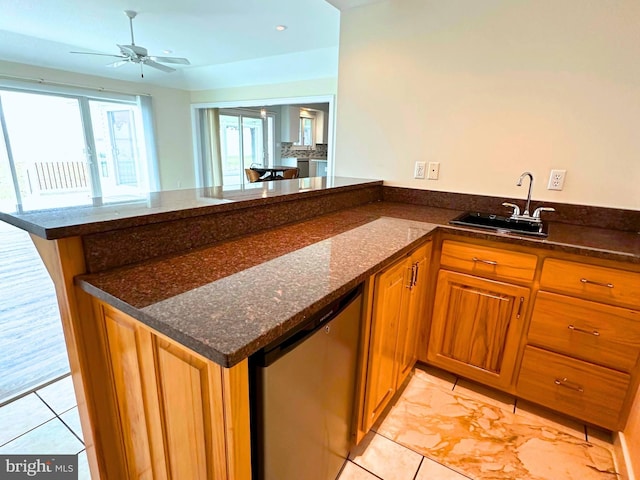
[540,258,640,309]
[529,292,640,372]
[440,241,537,283]
[517,346,630,430]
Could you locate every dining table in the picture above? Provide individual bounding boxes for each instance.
[250,165,296,181]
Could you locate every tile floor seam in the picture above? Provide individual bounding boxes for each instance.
[348,459,384,480]
[371,429,459,475]
[0,417,54,448]
[512,397,592,443]
[34,391,59,416]
[0,417,84,455]
[58,414,85,446]
[412,456,424,480]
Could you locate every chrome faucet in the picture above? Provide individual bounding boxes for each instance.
[517,171,534,217]
[502,171,555,224]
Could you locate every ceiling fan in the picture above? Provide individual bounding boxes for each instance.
[70,10,190,77]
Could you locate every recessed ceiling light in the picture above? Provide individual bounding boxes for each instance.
[162,49,173,54]
[276,25,287,31]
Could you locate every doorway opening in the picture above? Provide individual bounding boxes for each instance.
[192,95,334,188]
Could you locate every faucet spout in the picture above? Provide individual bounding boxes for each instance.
[517,171,534,216]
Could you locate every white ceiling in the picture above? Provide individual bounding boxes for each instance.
[0,0,382,91]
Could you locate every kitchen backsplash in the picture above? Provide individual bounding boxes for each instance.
[281,142,328,159]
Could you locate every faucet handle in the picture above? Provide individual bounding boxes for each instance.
[502,202,521,218]
[532,206,555,219]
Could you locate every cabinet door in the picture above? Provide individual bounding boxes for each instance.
[396,243,432,388]
[99,302,249,480]
[362,258,410,431]
[427,270,529,389]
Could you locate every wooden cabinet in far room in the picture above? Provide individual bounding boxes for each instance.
[427,240,536,391]
[356,242,432,441]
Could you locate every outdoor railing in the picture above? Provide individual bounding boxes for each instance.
[33,161,89,192]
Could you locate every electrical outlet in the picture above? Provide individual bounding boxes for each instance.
[427,162,440,180]
[547,169,566,190]
[414,161,426,179]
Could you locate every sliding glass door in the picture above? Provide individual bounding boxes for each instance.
[0,87,153,212]
[218,110,274,186]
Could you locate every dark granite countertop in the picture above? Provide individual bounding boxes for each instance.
[80,215,437,366]
[77,201,639,368]
[0,177,381,239]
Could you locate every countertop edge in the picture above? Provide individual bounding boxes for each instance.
[1,179,384,240]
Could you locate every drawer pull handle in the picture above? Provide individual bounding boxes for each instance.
[568,324,600,336]
[580,278,614,289]
[516,297,524,319]
[472,257,498,266]
[554,377,584,393]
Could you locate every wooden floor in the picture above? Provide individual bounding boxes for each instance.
[0,221,70,405]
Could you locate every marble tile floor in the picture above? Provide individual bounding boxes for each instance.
[0,365,621,480]
[0,374,90,479]
[338,365,620,480]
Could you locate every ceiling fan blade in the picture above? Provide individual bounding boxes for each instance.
[70,51,126,58]
[107,60,130,68]
[149,56,191,65]
[143,60,176,73]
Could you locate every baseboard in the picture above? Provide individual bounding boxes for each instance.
[615,431,635,480]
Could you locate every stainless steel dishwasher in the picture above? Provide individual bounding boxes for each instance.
[250,286,362,480]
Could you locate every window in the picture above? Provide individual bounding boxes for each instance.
[0,83,157,212]
[298,117,314,146]
[295,110,316,147]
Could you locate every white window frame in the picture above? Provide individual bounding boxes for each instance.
[0,79,159,208]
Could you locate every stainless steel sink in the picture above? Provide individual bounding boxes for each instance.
[450,211,548,237]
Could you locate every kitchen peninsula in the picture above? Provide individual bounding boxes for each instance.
[1,177,639,479]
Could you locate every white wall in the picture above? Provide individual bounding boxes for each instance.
[190,77,337,104]
[0,60,194,191]
[334,0,640,209]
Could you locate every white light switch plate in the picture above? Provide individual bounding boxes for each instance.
[428,162,440,180]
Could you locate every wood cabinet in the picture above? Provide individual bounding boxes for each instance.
[396,243,431,386]
[427,270,530,390]
[427,240,533,390]
[517,258,640,430]
[439,240,537,284]
[356,242,432,440]
[97,300,251,480]
[517,346,631,430]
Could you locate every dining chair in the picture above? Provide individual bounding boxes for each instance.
[282,168,300,179]
[245,168,263,183]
